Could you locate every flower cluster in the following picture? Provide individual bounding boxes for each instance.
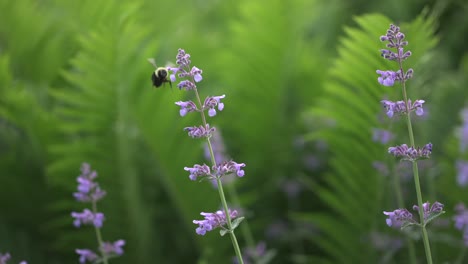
[388,143,432,161]
[171,49,246,241]
[193,210,239,235]
[0,253,27,264]
[376,24,413,86]
[454,203,468,246]
[71,163,125,263]
[381,99,425,118]
[384,201,444,228]
[184,160,246,181]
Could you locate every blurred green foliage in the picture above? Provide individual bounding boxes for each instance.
[1,0,468,263]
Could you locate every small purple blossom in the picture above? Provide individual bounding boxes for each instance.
[73,163,106,203]
[376,70,397,86]
[101,240,126,256]
[184,124,216,138]
[213,160,246,177]
[388,143,432,161]
[175,100,198,116]
[75,249,98,264]
[454,203,468,246]
[203,95,225,117]
[184,164,211,181]
[71,209,105,228]
[458,108,468,153]
[413,201,444,220]
[456,160,468,187]
[372,128,394,144]
[383,209,414,227]
[381,99,425,118]
[0,253,11,264]
[177,80,196,90]
[193,209,238,235]
[191,66,203,82]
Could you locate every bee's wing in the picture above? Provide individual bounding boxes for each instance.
[147,58,158,68]
[165,61,176,68]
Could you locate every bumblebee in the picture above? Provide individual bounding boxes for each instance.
[147,58,172,88]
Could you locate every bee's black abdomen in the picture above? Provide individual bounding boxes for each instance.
[151,72,163,87]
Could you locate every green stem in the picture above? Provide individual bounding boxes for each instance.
[92,201,109,264]
[192,83,244,264]
[392,163,417,264]
[400,70,433,264]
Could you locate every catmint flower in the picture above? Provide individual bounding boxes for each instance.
[372,128,393,144]
[458,108,468,153]
[376,70,398,86]
[75,249,98,264]
[413,201,444,220]
[175,100,198,116]
[101,240,126,256]
[184,124,215,138]
[184,164,211,181]
[191,66,203,82]
[381,99,425,118]
[193,209,238,235]
[213,160,246,177]
[177,80,196,90]
[0,253,10,264]
[383,209,414,227]
[71,209,105,228]
[453,203,468,246]
[379,24,411,61]
[203,95,225,117]
[176,48,191,68]
[74,163,106,203]
[388,143,432,161]
[456,160,468,187]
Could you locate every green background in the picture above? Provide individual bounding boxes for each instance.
[1,0,468,263]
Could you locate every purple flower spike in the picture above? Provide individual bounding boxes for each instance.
[204,95,226,117]
[101,239,126,256]
[74,163,106,203]
[184,164,211,181]
[193,209,238,235]
[454,203,468,246]
[75,249,98,264]
[71,209,105,228]
[413,201,444,220]
[175,100,198,116]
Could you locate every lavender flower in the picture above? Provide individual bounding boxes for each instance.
[381,99,425,118]
[184,164,211,181]
[388,143,432,161]
[458,108,468,153]
[75,249,98,264]
[74,163,106,202]
[193,209,238,235]
[184,124,216,138]
[175,100,198,116]
[372,128,394,144]
[454,203,468,246]
[0,253,10,264]
[456,160,468,187]
[203,95,225,117]
[383,208,414,227]
[71,208,105,228]
[100,240,126,256]
[384,201,444,228]
[213,160,246,177]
